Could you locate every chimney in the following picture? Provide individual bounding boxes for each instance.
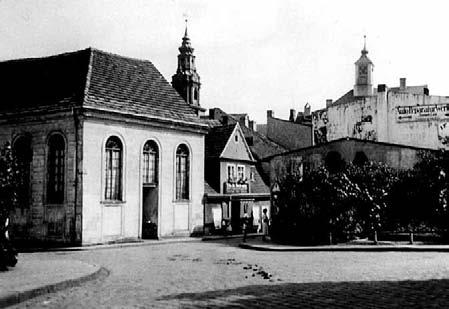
[289,109,297,122]
[249,120,256,131]
[304,103,311,116]
[326,99,333,108]
[267,110,274,118]
[377,84,386,92]
[222,115,229,125]
[400,78,406,90]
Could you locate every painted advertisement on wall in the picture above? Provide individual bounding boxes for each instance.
[396,103,449,122]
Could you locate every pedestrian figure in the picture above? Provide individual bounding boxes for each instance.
[262,208,269,241]
[242,213,250,242]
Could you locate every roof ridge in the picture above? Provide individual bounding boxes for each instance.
[89,47,154,65]
[0,47,92,64]
[82,48,95,105]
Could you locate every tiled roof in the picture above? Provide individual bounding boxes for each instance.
[0,48,205,127]
[332,89,357,106]
[205,124,237,158]
[251,166,270,193]
[240,125,287,160]
[205,180,218,195]
[0,49,89,114]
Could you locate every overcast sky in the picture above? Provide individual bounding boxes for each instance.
[0,0,448,123]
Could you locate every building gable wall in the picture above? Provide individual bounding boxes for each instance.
[220,126,253,161]
[81,118,204,244]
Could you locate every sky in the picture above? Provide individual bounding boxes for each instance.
[0,0,448,124]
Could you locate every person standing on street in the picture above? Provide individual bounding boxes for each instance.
[242,213,250,243]
[262,208,269,241]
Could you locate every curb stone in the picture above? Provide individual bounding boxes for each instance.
[18,237,201,253]
[0,266,109,308]
[239,243,449,252]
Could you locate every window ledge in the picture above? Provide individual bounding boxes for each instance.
[101,200,126,206]
[173,200,190,204]
[45,203,65,207]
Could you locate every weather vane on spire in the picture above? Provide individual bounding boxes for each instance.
[364,35,367,50]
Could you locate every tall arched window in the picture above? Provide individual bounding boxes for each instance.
[193,88,198,101]
[143,140,158,184]
[47,134,65,203]
[13,135,32,208]
[105,136,123,201]
[175,144,189,200]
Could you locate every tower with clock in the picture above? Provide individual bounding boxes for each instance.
[354,36,374,97]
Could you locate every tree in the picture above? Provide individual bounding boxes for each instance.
[0,142,19,270]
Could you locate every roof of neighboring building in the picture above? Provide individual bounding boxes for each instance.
[229,113,247,120]
[204,180,218,195]
[205,107,287,160]
[205,124,237,158]
[261,137,437,161]
[251,166,270,193]
[332,89,359,106]
[240,125,287,160]
[0,48,206,127]
[389,85,428,95]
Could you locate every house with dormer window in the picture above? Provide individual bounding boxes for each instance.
[203,122,271,234]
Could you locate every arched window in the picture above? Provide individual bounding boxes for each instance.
[143,140,158,184]
[105,136,123,201]
[175,144,189,200]
[47,134,65,203]
[193,88,198,101]
[13,136,32,208]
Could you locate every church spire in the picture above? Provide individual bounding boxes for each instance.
[354,36,374,97]
[172,20,203,113]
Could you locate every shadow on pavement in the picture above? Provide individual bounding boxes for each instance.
[157,279,449,308]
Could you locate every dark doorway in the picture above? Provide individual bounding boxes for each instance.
[141,140,159,239]
[325,151,344,173]
[231,201,242,234]
[142,186,158,239]
[353,151,369,166]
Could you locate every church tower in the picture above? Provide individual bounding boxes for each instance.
[172,21,203,113]
[354,36,374,97]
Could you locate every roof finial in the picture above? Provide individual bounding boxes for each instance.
[183,13,189,38]
[362,35,368,55]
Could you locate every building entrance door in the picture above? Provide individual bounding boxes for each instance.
[231,201,241,233]
[142,186,158,239]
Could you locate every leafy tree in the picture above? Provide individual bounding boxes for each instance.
[0,142,19,270]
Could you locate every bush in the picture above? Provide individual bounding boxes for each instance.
[273,161,399,244]
[0,142,20,270]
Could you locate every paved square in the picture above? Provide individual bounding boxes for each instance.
[10,239,449,308]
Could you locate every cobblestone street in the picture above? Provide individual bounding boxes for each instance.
[11,239,449,308]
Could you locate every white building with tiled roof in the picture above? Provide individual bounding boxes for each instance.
[0,45,208,245]
[313,41,449,151]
